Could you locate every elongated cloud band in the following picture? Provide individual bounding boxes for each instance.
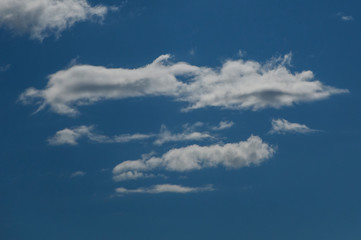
[48,123,216,146]
[0,0,109,40]
[112,135,275,181]
[115,184,214,194]
[19,54,348,116]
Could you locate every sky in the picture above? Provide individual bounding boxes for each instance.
[0,0,361,239]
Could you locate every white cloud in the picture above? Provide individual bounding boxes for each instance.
[49,124,214,146]
[70,170,86,177]
[212,121,234,131]
[0,0,109,40]
[48,125,152,145]
[269,118,316,134]
[113,135,275,181]
[337,12,353,21]
[154,124,213,145]
[341,15,353,21]
[115,184,214,194]
[20,53,348,115]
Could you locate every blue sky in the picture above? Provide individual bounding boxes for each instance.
[1,0,361,239]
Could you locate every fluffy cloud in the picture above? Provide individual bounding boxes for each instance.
[113,135,275,181]
[115,184,214,194]
[48,125,152,145]
[0,0,109,40]
[269,118,316,134]
[20,53,348,115]
[48,124,215,146]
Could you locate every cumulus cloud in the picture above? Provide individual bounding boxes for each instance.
[49,124,214,146]
[115,184,214,194]
[113,135,275,181]
[0,0,109,40]
[212,121,234,131]
[48,125,152,145]
[269,118,316,134]
[70,170,86,177]
[20,53,348,115]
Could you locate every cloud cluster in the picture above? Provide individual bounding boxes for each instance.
[113,135,275,181]
[115,184,214,194]
[0,0,109,40]
[48,122,224,146]
[269,118,316,134]
[48,125,152,145]
[20,53,348,115]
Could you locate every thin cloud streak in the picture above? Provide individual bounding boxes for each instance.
[115,184,214,194]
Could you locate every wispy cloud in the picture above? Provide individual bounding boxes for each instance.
[20,53,348,116]
[48,123,220,146]
[48,125,152,145]
[269,118,317,134]
[337,12,354,21]
[70,171,86,178]
[115,184,214,194]
[113,135,275,181]
[0,64,10,72]
[154,124,213,145]
[212,121,234,131]
[0,0,110,40]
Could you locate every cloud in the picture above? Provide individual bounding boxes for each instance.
[113,135,275,181]
[20,53,348,115]
[154,124,213,145]
[212,121,234,131]
[0,64,10,72]
[115,184,214,194]
[337,12,353,21]
[70,171,86,177]
[49,124,214,146]
[0,0,109,40]
[269,118,316,134]
[48,125,152,145]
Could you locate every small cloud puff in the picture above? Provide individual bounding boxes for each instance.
[269,118,317,134]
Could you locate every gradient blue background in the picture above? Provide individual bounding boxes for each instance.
[1,0,360,239]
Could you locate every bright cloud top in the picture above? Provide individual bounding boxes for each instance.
[20,53,348,115]
[112,135,275,181]
[269,118,316,134]
[0,0,109,40]
[115,184,214,194]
